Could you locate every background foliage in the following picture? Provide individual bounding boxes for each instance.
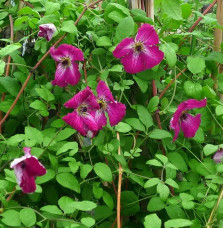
[0,0,223,227]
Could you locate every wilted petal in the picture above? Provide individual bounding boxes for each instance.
[113,38,134,58]
[181,113,201,138]
[65,62,81,86]
[95,110,107,130]
[107,102,126,126]
[39,24,56,41]
[182,99,207,110]
[62,111,86,136]
[135,24,159,45]
[213,150,223,163]
[97,81,114,102]
[143,46,164,69]
[52,63,68,87]
[170,117,181,142]
[25,157,46,177]
[121,50,146,74]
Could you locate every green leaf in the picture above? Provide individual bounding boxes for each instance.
[164,219,192,228]
[56,173,80,193]
[61,20,77,35]
[57,142,78,155]
[0,60,5,75]
[0,77,20,96]
[58,196,75,214]
[133,76,148,93]
[7,134,25,146]
[149,129,172,139]
[162,0,182,20]
[165,179,179,188]
[121,191,140,215]
[181,4,192,19]
[30,100,49,117]
[1,210,21,226]
[166,205,186,219]
[205,51,223,64]
[115,122,132,133]
[157,182,170,200]
[25,126,43,147]
[80,164,92,179]
[187,56,205,74]
[115,16,135,42]
[137,105,153,129]
[96,36,112,47]
[183,81,203,99]
[216,105,223,116]
[0,43,22,57]
[146,159,163,167]
[167,152,188,172]
[204,144,218,156]
[156,154,168,164]
[38,15,60,25]
[45,1,60,14]
[68,201,97,211]
[160,43,177,67]
[94,163,112,182]
[125,118,145,131]
[81,217,95,227]
[147,197,165,212]
[35,87,55,102]
[20,208,36,227]
[144,214,162,228]
[103,191,114,209]
[19,6,40,18]
[55,128,76,141]
[36,169,55,184]
[144,178,160,188]
[148,96,159,112]
[40,205,63,215]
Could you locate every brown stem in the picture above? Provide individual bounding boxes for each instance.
[0,15,14,134]
[116,132,122,228]
[159,68,187,99]
[207,186,223,227]
[0,0,104,129]
[111,218,117,228]
[21,0,34,8]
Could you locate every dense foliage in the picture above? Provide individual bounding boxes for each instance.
[0,0,223,227]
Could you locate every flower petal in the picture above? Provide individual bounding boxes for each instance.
[52,63,68,87]
[121,50,146,74]
[142,46,164,69]
[135,24,159,45]
[113,38,134,59]
[62,111,86,136]
[170,117,181,142]
[13,164,36,193]
[25,157,46,177]
[182,98,207,110]
[83,111,99,132]
[213,150,223,163]
[64,87,99,110]
[23,147,31,157]
[95,110,107,130]
[64,62,81,86]
[107,102,126,126]
[50,44,84,62]
[96,81,114,102]
[181,113,201,138]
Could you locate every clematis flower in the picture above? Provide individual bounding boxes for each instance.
[213,149,223,163]
[62,87,100,137]
[113,24,164,74]
[170,98,207,142]
[50,44,84,87]
[10,147,46,194]
[95,81,126,130]
[38,24,56,41]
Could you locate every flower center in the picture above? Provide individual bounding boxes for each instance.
[61,57,71,68]
[97,98,107,110]
[21,161,26,169]
[77,104,88,116]
[134,42,144,53]
[180,112,188,121]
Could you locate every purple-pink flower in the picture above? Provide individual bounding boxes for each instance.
[113,24,164,74]
[38,24,56,41]
[62,87,100,137]
[50,44,84,87]
[95,81,126,129]
[10,147,46,194]
[213,149,223,163]
[170,99,207,142]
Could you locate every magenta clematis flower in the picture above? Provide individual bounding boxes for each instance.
[62,87,100,137]
[38,24,56,41]
[10,147,46,194]
[113,24,164,74]
[170,99,207,142]
[95,81,126,129]
[50,44,84,87]
[213,149,223,163]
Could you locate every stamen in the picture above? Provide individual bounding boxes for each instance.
[61,57,71,68]
[97,98,107,110]
[134,42,144,53]
[77,104,88,116]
